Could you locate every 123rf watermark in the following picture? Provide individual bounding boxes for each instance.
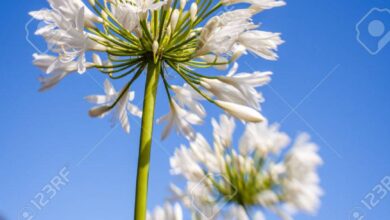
[350,176,390,220]
[19,167,70,220]
[356,8,390,55]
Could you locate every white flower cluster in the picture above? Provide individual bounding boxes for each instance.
[147,202,183,220]
[29,1,323,219]
[30,0,284,136]
[154,115,323,220]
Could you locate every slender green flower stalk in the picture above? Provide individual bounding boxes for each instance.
[29,0,286,219]
[135,60,160,220]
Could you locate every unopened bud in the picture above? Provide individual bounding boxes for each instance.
[92,53,102,66]
[190,3,198,21]
[88,0,96,6]
[180,0,187,10]
[170,9,180,31]
[153,41,159,55]
[166,25,172,36]
[215,100,265,122]
[165,0,173,9]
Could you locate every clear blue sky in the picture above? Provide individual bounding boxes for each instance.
[0,0,389,219]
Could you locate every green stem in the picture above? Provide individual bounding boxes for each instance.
[134,59,160,220]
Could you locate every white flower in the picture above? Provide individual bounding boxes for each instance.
[283,133,323,214]
[249,0,286,12]
[48,0,102,25]
[197,9,257,56]
[147,202,183,220]
[170,144,205,181]
[190,3,198,21]
[257,190,279,205]
[239,121,290,156]
[31,7,105,74]
[33,53,95,91]
[218,63,271,110]
[238,30,284,61]
[157,100,203,140]
[171,84,206,118]
[31,0,286,131]
[111,2,140,32]
[190,134,222,173]
[199,54,229,70]
[225,206,250,220]
[132,0,167,13]
[170,9,180,31]
[268,162,286,183]
[222,0,286,13]
[199,64,270,118]
[170,116,235,183]
[109,0,166,30]
[169,115,323,220]
[212,114,235,149]
[169,184,190,206]
[196,7,284,62]
[86,79,142,133]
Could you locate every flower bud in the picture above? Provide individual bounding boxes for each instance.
[170,9,180,31]
[180,0,187,10]
[88,0,96,6]
[215,100,265,122]
[165,0,173,9]
[153,40,159,55]
[92,53,102,66]
[166,25,172,36]
[190,3,198,21]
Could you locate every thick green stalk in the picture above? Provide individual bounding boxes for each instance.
[134,60,160,220]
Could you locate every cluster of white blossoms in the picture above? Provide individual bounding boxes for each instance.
[30,0,284,136]
[29,1,323,219]
[155,115,323,219]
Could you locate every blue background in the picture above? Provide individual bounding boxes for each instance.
[0,0,389,219]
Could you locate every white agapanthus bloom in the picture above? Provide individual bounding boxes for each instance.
[30,7,106,74]
[168,115,323,219]
[222,0,286,13]
[33,53,93,91]
[114,0,167,14]
[238,30,284,60]
[30,0,284,135]
[196,9,256,56]
[110,2,140,32]
[157,100,203,140]
[86,79,142,133]
[282,133,323,214]
[239,121,290,156]
[170,84,206,118]
[29,1,291,219]
[249,0,286,12]
[199,54,229,70]
[48,0,102,25]
[217,63,272,109]
[199,63,270,119]
[147,202,183,220]
[225,205,266,220]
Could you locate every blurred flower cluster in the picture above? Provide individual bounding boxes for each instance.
[151,115,323,219]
